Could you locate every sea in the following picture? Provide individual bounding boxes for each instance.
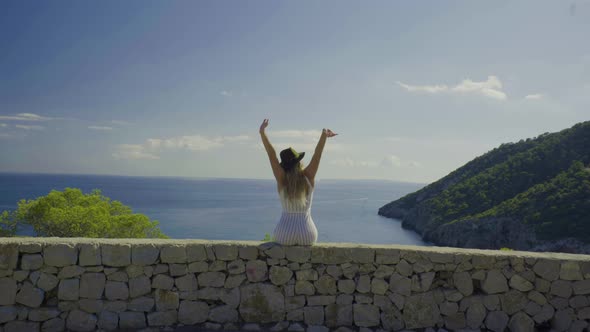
[0,173,427,246]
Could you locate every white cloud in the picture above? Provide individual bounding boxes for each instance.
[0,123,6,127]
[524,94,543,100]
[267,130,322,140]
[0,113,52,121]
[114,134,252,160]
[330,158,378,168]
[220,90,233,97]
[88,126,113,131]
[112,144,160,160]
[111,120,132,126]
[397,75,507,100]
[381,155,402,167]
[15,125,44,130]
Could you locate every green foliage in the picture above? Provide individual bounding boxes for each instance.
[0,211,18,237]
[381,121,590,243]
[262,233,276,242]
[500,247,513,251]
[1,188,167,239]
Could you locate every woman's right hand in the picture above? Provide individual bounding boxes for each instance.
[260,119,269,134]
[323,128,338,138]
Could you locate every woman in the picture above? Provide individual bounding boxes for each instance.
[259,119,337,245]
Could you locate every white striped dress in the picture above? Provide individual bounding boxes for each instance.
[273,176,318,245]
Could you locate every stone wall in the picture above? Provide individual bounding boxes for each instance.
[0,238,589,332]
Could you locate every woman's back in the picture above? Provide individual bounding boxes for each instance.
[279,176,314,214]
[274,176,317,245]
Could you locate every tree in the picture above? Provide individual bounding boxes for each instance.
[0,188,167,238]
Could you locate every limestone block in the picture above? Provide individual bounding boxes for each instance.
[533,304,554,324]
[508,312,534,332]
[550,280,573,298]
[169,263,187,276]
[239,283,285,323]
[311,247,349,264]
[15,282,44,308]
[19,242,42,254]
[313,275,336,295]
[375,248,400,264]
[225,274,246,288]
[444,312,466,330]
[569,295,589,308]
[472,255,495,269]
[101,244,131,267]
[155,289,179,311]
[0,243,19,270]
[197,287,224,301]
[349,248,375,264]
[550,296,569,310]
[221,287,240,307]
[485,310,509,332]
[198,271,226,287]
[66,309,97,332]
[325,304,352,327]
[185,244,206,262]
[500,290,528,315]
[439,301,458,316]
[466,302,486,329]
[21,254,43,270]
[307,296,335,306]
[128,296,155,312]
[44,244,77,267]
[79,243,101,266]
[371,278,389,295]
[3,321,40,332]
[104,300,127,313]
[152,274,174,290]
[238,246,258,261]
[572,279,590,295]
[125,265,143,279]
[131,244,159,265]
[79,273,106,299]
[0,278,17,305]
[228,259,245,274]
[147,310,177,326]
[403,292,440,329]
[175,274,198,292]
[269,266,292,286]
[119,311,146,329]
[373,265,395,279]
[107,271,128,282]
[453,271,473,296]
[78,299,103,313]
[395,259,412,277]
[353,304,379,327]
[337,279,355,294]
[412,272,435,293]
[178,300,209,324]
[209,260,226,272]
[388,292,405,310]
[105,281,128,300]
[509,274,534,292]
[304,306,324,325]
[213,244,239,261]
[0,306,18,323]
[265,246,285,259]
[285,295,305,311]
[578,307,590,320]
[527,290,547,305]
[533,259,560,281]
[160,244,187,263]
[97,310,118,330]
[296,269,318,281]
[42,317,65,332]
[58,265,85,279]
[481,270,508,294]
[246,260,268,282]
[389,273,411,296]
[209,305,238,323]
[129,275,151,298]
[188,261,208,273]
[525,301,541,316]
[560,261,583,280]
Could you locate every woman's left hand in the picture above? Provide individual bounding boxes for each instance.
[260,119,269,133]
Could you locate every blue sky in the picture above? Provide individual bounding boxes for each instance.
[1,1,589,182]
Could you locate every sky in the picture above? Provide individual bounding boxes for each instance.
[1,1,589,183]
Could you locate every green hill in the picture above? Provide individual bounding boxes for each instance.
[378,121,590,253]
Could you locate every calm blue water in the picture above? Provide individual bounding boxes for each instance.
[0,173,427,245]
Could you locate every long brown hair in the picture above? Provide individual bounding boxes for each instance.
[282,162,309,203]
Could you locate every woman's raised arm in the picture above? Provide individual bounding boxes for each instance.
[304,128,337,184]
[259,119,284,183]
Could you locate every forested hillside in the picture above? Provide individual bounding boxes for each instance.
[379,121,590,252]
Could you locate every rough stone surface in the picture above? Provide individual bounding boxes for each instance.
[198,271,226,287]
[79,273,106,299]
[101,244,131,267]
[44,244,77,267]
[58,278,79,301]
[239,283,285,323]
[15,282,44,308]
[147,310,177,326]
[152,274,174,290]
[0,278,17,305]
[403,292,440,329]
[508,311,535,332]
[119,311,146,329]
[482,270,509,294]
[79,243,101,266]
[160,245,187,263]
[353,304,380,327]
[105,281,129,300]
[66,309,97,332]
[178,300,209,324]
[21,254,44,270]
